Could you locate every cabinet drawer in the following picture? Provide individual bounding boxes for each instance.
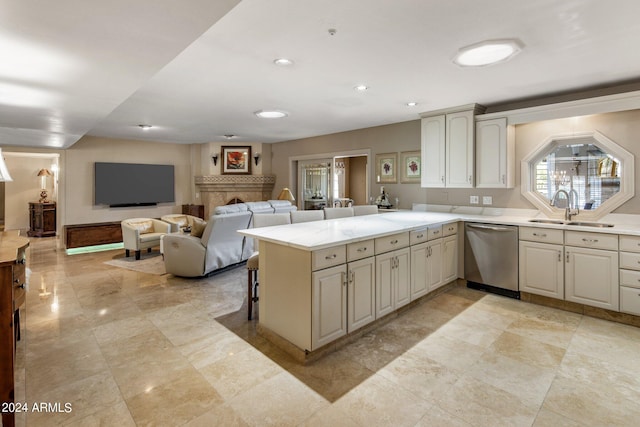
[410,228,428,245]
[519,226,563,244]
[428,226,443,240]
[620,235,640,253]
[375,232,409,254]
[565,231,618,250]
[620,268,640,289]
[347,239,374,262]
[620,285,640,315]
[312,245,346,271]
[620,252,640,271]
[442,222,458,237]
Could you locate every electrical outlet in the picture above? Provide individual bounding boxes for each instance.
[470,195,479,204]
[483,196,493,205]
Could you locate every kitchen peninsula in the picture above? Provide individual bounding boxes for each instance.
[240,209,640,361]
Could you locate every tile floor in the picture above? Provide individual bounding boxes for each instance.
[12,236,640,426]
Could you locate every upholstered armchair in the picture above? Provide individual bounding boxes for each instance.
[163,211,252,277]
[121,218,171,260]
[160,214,206,233]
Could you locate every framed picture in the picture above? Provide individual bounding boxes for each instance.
[375,152,397,183]
[400,151,421,183]
[222,146,252,174]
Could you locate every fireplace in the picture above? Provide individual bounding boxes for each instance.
[195,175,275,218]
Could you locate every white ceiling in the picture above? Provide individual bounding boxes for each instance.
[2,0,640,149]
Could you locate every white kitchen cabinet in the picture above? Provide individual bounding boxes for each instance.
[410,242,429,300]
[375,247,410,318]
[421,108,477,188]
[347,256,376,332]
[312,264,347,349]
[519,240,564,299]
[426,238,443,291]
[442,234,458,285]
[475,118,515,188]
[565,246,618,310]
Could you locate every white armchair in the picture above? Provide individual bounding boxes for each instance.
[121,218,171,260]
[160,214,206,233]
[163,211,252,277]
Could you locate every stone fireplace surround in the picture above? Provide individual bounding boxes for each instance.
[195,175,276,218]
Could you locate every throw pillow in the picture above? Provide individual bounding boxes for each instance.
[190,219,207,238]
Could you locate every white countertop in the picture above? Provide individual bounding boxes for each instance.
[238,211,640,251]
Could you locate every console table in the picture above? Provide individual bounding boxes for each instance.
[28,202,56,237]
[0,233,29,427]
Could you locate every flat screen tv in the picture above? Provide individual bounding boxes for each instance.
[94,162,175,207]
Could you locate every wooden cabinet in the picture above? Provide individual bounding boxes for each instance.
[565,246,619,310]
[421,106,483,189]
[1,235,29,427]
[375,247,410,318]
[475,118,515,188]
[519,241,564,299]
[347,257,376,332]
[28,202,56,237]
[182,204,205,219]
[312,264,347,349]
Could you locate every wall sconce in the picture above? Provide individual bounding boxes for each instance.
[254,153,261,166]
[212,154,219,166]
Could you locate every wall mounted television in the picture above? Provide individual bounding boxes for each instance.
[94,162,175,207]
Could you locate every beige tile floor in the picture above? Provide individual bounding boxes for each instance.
[13,236,640,426]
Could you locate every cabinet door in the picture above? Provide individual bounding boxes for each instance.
[410,243,429,300]
[519,241,564,299]
[427,239,444,291]
[312,265,347,349]
[375,252,395,318]
[348,257,375,332]
[395,248,411,309]
[442,234,458,284]
[421,115,446,188]
[565,246,619,310]
[445,110,474,188]
[476,118,513,188]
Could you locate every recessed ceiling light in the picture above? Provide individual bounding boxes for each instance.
[138,124,152,130]
[223,134,237,139]
[354,84,369,92]
[273,58,294,66]
[453,39,523,67]
[406,102,418,107]
[254,110,288,119]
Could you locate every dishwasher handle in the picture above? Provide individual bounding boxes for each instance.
[466,223,515,232]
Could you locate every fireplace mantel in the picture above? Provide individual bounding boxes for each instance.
[195,175,276,217]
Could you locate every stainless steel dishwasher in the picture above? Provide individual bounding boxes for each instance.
[464,222,519,299]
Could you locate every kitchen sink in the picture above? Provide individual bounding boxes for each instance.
[527,219,565,225]
[566,221,614,228]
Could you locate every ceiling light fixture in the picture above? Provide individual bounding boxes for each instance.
[453,39,523,67]
[273,58,294,66]
[254,110,288,119]
[223,134,237,139]
[138,124,152,130]
[354,84,369,92]
[406,102,418,107]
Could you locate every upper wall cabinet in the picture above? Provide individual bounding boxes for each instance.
[475,118,515,188]
[421,104,484,188]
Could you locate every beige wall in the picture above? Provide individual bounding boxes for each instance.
[270,109,640,212]
[64,136,193,226]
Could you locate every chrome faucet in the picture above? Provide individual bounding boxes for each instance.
[551,189,579,220]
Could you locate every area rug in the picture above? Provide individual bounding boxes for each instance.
[104,252,166,275]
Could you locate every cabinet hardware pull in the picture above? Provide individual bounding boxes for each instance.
[441,175,445,183]
[16,258,26,265]
[416,234,424,239]
[433,230,440,234]
[501,174,505,184]
[390,239,398,245]
[325,254,337,260]
[468,175,472,183]
[533,233,547,237]
[15,284,24,289]
[582,238,598,243]
[357,247,367,252]
[558,251,561,262]
[566,252,570,263]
